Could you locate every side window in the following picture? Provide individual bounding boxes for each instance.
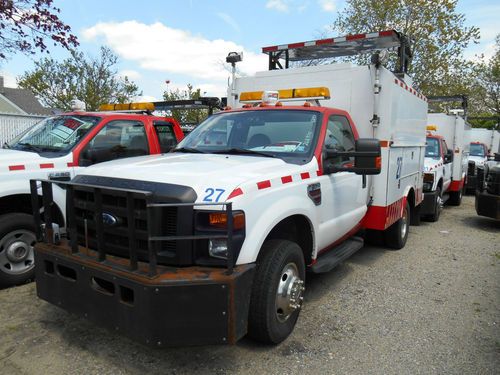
[324,115,356,169]
[154,121,178,153]
[80,120,149,166]
[442,140,449,156]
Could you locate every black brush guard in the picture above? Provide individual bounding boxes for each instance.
[29,179,255,346]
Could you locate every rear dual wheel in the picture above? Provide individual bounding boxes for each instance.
[384,201,410,250]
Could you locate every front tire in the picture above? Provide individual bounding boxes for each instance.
[384,201,410,250]
[248,240,306,344]
[427,187,442,222]
[448,184,464,206]
[0,213,37,287]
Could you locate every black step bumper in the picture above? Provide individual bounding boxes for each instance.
[420,189,438,216]
[475,192,500,220]
[35,243,255,347]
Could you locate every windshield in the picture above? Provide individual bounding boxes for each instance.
[175,110,321,164]
[469,143,485,157]
[425,137,441,158]
[8,115,101,153]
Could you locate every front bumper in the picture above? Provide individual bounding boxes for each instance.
[475,192,500,220]
[35,241,255,347]
[420,189,438,216]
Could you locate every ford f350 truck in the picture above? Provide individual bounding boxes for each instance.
[0,103,184,286]
[421,97,470,221]
[31,30,427,346]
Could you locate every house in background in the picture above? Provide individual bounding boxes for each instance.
[0,75,51,145]
[0,76,52,115]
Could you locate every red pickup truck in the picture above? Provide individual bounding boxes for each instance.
[0,108,184,286]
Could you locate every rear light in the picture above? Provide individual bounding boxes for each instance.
[375,156,382,170]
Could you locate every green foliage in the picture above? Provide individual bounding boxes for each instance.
[162,84,209,124]
[18,46,141,111]
[0,0,78,61]
[331,0,480,96]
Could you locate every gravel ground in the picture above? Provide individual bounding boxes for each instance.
[0,195,499,375]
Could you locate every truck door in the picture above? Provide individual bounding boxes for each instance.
[78,119,149,166]
[442,139,452,191]
[318,114,367,249]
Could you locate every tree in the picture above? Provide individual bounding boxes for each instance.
[162,84,209,124]
[18,46,141,111]
[331,0,480,96]
[0,0,78,61]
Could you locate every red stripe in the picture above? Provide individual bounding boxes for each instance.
[40,163,54,169]
[316,38,334,45]
[316,170,322,176]
[9,165,25,171]
[281,175,293,184]
[262,46,278,52]
[67,162,77,167]
[300,172,310,180]
[257,180,271,190]
[346,33,365,41]
[288,42,305,49]
[379,30,394,37]
[227,188,243,200]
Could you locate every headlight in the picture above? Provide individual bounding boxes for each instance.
[209,239,228,259]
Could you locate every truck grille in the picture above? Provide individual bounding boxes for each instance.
[73,186,179,264]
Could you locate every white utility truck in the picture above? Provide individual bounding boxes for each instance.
[0,103,184,286]
[31,31,427,346]
[466,127,500,191]
[421,97,470,221]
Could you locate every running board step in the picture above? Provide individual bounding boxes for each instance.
[310,236,364,274]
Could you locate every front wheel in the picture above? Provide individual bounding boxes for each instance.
[384,201,410,250]
[0,213,37,287]
[427,187,442,222]
[247,239,306,344]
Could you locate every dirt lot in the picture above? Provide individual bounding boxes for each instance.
[0,195,499,375]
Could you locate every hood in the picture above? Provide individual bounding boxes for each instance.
[424,156,443,172]
[468,155,486,166]
[0,149,45,166]
[81,153,295,201]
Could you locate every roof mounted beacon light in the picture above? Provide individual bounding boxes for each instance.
[70,99,86,112]
[240,86,330,104]
[262,91,279,105]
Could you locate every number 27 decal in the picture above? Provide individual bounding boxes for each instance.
[203,188,226,202]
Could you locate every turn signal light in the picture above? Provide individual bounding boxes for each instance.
[209,212,245,230]
[375,156,382,169]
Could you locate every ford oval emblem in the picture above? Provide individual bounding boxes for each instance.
[102,213,118,226]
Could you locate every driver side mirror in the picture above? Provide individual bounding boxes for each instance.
[324,138,381,175]
[444,149,453,164]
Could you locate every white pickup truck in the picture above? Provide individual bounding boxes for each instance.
[31,30,427,346]
[0,107,183,286]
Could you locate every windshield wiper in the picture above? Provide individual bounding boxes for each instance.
[211,148,276,158]
[17,142,44,153]
[172,147,207,154]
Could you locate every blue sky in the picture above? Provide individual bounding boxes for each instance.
[0,0,498,101]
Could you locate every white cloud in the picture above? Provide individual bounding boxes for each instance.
[119,69,141,80]
[318,0,336,12]
[266,0,289,12]
[0,71,18,88]
[82,21,266,83]
[216,12,240,33]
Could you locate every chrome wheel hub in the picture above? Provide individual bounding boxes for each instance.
[275,263,305,323]
[0,230,36,275]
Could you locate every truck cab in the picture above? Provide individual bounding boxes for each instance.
[0,106,184,286]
